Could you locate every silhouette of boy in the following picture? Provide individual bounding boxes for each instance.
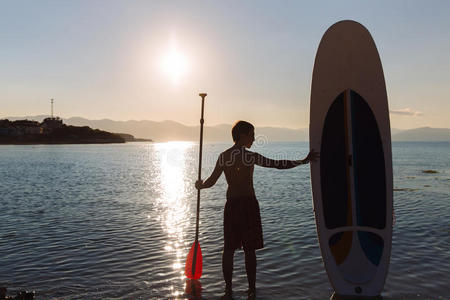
[195,120,318,299]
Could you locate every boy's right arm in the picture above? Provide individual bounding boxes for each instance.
[196,155,224,189]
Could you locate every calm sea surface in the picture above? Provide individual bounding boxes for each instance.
[0,142,448,299]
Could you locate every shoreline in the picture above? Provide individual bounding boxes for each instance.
[0,141,126,145]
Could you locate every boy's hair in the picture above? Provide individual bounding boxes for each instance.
[231,120,254,142]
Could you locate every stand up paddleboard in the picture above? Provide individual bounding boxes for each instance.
[310,20,393,298]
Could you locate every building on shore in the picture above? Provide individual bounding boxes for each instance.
[41,117,63,133]
[0,117,125,144]
[0,117,64,137]
[0,119,43,136]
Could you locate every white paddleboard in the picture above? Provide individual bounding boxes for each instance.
[310,20,393,297]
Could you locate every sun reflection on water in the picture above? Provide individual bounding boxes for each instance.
[154,142,194,288]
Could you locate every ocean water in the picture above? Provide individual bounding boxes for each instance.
[0,142,448,299]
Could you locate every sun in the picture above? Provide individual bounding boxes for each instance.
[161,48,188,84]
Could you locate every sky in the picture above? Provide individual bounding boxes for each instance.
[1,0,449,129]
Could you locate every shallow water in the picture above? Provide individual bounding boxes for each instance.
[0,142,448,299]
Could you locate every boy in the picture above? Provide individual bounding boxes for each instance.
[195,120,318,298]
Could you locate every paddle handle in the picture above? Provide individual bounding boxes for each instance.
[195,93,206,242]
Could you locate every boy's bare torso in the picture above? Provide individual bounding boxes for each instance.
[221,146,256,198]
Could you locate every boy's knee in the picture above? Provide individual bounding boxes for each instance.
[244,249,256,257]
[223,248,235,255]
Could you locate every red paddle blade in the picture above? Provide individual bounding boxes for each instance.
[185,241,202,279]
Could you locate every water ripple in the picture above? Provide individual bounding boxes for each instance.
[0,142,448,299]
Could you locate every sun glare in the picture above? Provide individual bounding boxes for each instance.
[161,48,189,84]
[153,141,193,285]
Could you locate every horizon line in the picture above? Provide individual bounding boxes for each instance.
[1,114,448,131]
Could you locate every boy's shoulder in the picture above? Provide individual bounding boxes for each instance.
[220,147,257,157]
[221,146,235,155]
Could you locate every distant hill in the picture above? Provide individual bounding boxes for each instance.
[64,117,309,142]
[391,127,450,142]
[4,115,49,122]
[3,115,449,142]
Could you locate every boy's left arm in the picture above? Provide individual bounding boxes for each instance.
[254,149,319,169]
[254,153,304,169]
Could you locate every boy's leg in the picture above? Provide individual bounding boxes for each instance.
[244,248,256,291]
[222,248,235,291]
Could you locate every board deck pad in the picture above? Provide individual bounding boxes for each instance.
[321,92,351,229]
[310,20,393,297]
[350,91,386,229]
[322,90,386,283]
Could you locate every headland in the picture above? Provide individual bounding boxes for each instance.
[0,118,126,144]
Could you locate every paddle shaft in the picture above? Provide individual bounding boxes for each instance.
[195,94,206,242]
[191,93,206,277]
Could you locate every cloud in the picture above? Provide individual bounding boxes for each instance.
[390,108,423,116]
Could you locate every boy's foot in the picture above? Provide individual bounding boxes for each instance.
[220,288,233,300]
[247,288,256,299]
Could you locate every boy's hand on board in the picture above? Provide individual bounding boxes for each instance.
[305,149,320,163]
[195,179,204,190]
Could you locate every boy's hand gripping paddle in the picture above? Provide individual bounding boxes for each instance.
[185,93,207,279]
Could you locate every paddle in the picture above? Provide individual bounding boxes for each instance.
[185,93,207,280]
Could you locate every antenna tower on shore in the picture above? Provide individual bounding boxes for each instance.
[51,99,54,119]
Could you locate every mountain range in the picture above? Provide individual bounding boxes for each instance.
[3,115,450,142]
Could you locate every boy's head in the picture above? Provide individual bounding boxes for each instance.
[232,121,255,147]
